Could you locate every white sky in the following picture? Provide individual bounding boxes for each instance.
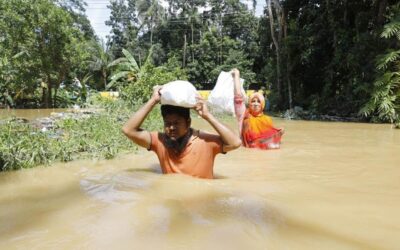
[85,0,266,42]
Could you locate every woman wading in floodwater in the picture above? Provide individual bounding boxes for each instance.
[232,69,284,149]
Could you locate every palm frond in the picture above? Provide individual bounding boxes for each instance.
[381,20,400,39]
[106,71,132,89]
[107,57,128,68]
[112,62,138,71]
[358,99,375,117]
[376,50,400,70]
[122,49,139,71]
[12,50,28,59]
[143,45,154,68]
[137,45,154,79]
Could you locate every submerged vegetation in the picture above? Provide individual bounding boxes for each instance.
[0,54,184,171]
[0,98,162,171]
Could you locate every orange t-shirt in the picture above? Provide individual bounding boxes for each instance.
[149,130,223,179]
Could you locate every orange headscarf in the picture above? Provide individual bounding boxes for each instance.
[242,93,282,149]
[248,92,265,117]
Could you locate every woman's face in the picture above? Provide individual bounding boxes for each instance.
[250,97,262,113]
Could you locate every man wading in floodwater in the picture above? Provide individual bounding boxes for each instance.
[122,86,242,179]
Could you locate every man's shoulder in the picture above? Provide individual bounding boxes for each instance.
[150,131,164,137]
[194,129,221,142]
[150,131,166,146]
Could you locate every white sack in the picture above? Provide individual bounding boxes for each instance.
[207,71,246,114]
[160,80,199,108]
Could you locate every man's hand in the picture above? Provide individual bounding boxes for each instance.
[194,96,242,153]
[194,96,211,120]
[151,85,162,103]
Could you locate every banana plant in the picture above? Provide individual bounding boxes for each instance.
[106,47,153,90]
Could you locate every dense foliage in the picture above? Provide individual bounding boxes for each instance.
[105,0,400,123]
[0,0,97,108]
[359,3,400,126]
[1,0,400,125]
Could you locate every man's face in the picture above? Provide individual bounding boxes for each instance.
[163,114,190,141]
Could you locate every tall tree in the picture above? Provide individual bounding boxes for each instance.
[106,0,139,58]
[267,0,283,107]
[0,0,94,107]
[88,41,113,90]
[137,0,166,46]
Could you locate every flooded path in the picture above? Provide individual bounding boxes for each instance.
[0,108,68,120]
[1,117,399,250]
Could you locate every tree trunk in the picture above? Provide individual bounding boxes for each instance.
[283,8,293,110]
[150,28,153,46]
[46,73,52,108]
[325,0,337,96]
[219,15,223,65]
[267,0,282,106]
[103,70,107,90]
[191,22,194,62]
[274,0,283,45]
[150,15,154,46]
[41,86,47,108]
[376,0,388,26]
[182,33,187,68]
[343,0,348,25]
[53,68,66,107]
[48,84,52,108]
[54,87,58,107]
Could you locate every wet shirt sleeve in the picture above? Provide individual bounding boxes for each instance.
[199,131,225,155]
[149,132,160,152]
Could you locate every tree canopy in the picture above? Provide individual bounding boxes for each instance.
[1,0,399,125]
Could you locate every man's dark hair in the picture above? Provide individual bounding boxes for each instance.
[161,105,190,120]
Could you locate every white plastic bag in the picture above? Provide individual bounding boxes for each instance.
[160,80,199,108]
[207,71,246,114]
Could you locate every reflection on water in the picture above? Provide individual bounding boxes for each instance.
[0,118,399,250]
[80,171,154,203]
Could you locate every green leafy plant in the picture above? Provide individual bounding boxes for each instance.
[360,4,400,127]
[107,48,142,89]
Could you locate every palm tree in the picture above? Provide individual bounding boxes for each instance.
[176,0,205,65]
[186,3,202,62]
[137,0,166,46]
[88,41,113,90]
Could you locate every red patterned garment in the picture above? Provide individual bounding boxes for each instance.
[234,92,284,149]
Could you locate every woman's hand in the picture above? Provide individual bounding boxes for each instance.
[194,96,211,120]
[231,68,240,79]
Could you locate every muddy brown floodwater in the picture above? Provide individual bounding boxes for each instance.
[1,113,399,250]
[0,108,68,120]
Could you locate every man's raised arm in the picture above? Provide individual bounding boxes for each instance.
[194,97,242,152]
[122,86,161,149]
